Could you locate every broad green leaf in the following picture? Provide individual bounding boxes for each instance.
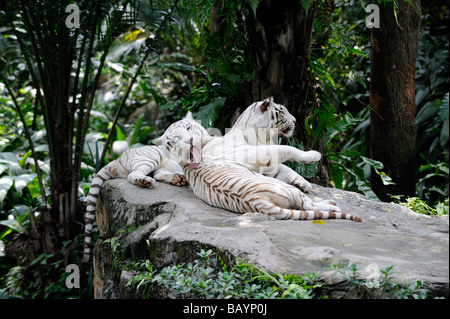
[0,152,24,174]
[301,0,313,14]
[361,156,394,185]
[415,88,429,107]
[0,176,14,203]
[361,156,384,170]
[415,101,438,125]
[437,93,449,121]
[14,173,37,193]
[378,171,394,186]
[0,219,21,232]
[194,97,227,128]
[354,74,367,89]
[115,126,126,141]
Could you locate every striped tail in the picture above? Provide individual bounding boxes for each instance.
[82,163,117,262]
[267,208,363,222]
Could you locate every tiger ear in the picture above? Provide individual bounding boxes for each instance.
[185,111,194,120]
[152,136,163,145]
[260,96,273,112]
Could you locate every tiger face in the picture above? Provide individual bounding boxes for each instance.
[271,102,296,137]
[232,97,296,138]
[152,112,206,169]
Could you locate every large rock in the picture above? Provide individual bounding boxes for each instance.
[93,179,449,298]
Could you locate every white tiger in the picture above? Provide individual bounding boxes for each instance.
[153,113,363,222]
[81,146,186,262]
[82,97,310,261]
[218,96,312,192]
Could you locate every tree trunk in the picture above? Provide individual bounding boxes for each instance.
[245,0,315,114]
[245,0,330,185]
[369,0,421,201]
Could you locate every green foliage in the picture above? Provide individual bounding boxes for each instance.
[287,110,392,200]
[161,0,255,128]
[328,261,431,299]
[413,5,449,205]
[391,196,449,216]
[1,238,94,299]
[127,249,325,299]
[1,0,448,299]
[127,249,437,299]
[0,123,48,242]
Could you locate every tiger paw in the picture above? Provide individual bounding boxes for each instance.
[289,175,312,193]
[303,151,321,163]
[292,180,312,193]
[290,150,321,164]
[135,177,156,188]
[171,173,189,187]
[320,199,338,206]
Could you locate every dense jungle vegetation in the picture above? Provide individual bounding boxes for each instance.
[0,0,448,299]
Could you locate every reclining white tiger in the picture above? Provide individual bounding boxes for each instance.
[81,146,186,262]
[82,98,311,261]
[153,112,363,222]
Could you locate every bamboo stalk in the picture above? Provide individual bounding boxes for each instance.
[18,0,59,172]
[69,1,96,219]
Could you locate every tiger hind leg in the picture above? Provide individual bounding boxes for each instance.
[295,191,341,212]
[273,164,312,193]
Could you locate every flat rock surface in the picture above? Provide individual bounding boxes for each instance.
[95,179,449,297]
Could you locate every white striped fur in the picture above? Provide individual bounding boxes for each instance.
[83,98,313,261]
[225,97,312,192]
[154,113,363,222]
[154,97,314,192]
[185,162,362,221]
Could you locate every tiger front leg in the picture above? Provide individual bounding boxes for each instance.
[154,171,188,187]
[153,160,188,187]
[254,145,321,166]
[285,147,321,164]
[128,171,156,188]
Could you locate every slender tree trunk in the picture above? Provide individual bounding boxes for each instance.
[369,0,421,201]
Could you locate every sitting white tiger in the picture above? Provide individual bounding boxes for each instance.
[223,96,312,192]
[153,113,363,222]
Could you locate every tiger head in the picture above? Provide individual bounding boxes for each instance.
[233,97,296,137]
[230,97,296,144]
[152,112,207,170]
